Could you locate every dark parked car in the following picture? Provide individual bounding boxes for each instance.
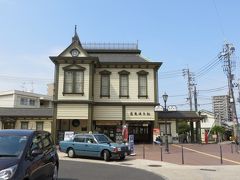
[0,129,59,180]
[59,133,129,161]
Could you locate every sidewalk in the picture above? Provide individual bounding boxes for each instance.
[58,142,240,180]
[133,142,240,165]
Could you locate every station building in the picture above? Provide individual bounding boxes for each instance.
[50,28,162,143]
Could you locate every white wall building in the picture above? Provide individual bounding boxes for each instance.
[0,90,52,108]
[50,28,162,143]
[199,110,215,143]
[0,90,53,132]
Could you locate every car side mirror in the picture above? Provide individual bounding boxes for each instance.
[31,149,43,157]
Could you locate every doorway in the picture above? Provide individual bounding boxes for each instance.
[128,121,153,143]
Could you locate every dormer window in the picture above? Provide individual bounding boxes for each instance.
[63,65,85,95]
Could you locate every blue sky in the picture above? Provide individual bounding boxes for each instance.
[0,0,239,112]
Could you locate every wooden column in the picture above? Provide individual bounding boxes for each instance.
[190,121,194,143]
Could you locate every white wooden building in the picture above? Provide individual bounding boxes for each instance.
[50,27,162,143]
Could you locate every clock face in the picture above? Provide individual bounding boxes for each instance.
[71,49,79,57]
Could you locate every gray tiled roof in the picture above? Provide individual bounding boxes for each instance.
[0,108,53,117]
[89,53,149,63]
[158,111,203,119]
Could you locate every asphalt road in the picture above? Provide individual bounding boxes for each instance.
[58,160,165,180]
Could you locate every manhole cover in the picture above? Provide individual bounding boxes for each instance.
[148,165,162,167]
[200,169,216,172]
[120,163,133,166]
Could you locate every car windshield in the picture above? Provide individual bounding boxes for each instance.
[94,134,113,143]
[0,135,28,158]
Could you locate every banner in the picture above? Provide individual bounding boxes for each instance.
[128,134,136,155]
[122,124,128,142]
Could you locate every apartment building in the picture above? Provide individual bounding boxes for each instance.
[212,95,231,122]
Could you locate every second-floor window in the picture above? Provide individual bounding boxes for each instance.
[64,71,84,93]
[63,65,85,95]
[119,70,130,97]
[29,99,35,106]
[137,70,148,98]
[100,70,111,97]
[20,98,28,105]
[20,98,35,106]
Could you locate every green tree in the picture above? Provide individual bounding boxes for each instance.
[177,121,190,143]
[210,125,225,142]
[178,121,190,135]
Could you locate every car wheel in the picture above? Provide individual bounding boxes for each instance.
[52,165,58,180]
[103,150,110,161]
[120,155,125,160]
[67,148,75,158]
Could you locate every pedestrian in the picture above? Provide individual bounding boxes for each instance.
[183,133,188,143]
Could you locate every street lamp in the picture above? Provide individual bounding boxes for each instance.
[162,92,169,153]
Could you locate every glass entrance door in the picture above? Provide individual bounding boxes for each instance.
[128,122,153,143]
[95,125,116,141]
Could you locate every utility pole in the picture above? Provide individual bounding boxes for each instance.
[183,69,195,111]
[194,85,198,111]
[233,78,240,105]
[219,43,239,140]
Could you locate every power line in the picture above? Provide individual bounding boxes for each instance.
[159,69,183,75]
[169,94,188,97]
[198,97,212,100]
[195,57,222,78]
[158,75,183,80]
[198,85,228,92]
[159,70,183,79]
[175,103,189,107]
[0,74,53,82]
[199,102,213,106]
[195,56,218,74]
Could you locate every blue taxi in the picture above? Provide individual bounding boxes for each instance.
[59,133,129,161]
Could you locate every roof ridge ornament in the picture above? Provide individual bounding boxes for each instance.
[72,25,82,47]
[75,25,77,34]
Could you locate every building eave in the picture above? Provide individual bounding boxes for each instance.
[86,49,141,54]
[49,56,99,64]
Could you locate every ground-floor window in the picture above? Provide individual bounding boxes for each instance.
[94,121,153,143]
[56,119,87,142]
[95,125,117,142]
[3,121,15,129]
[55,119,154,144]
[36,122,43,130]
[21,122,28,129]
[159,123,171,136]
[94,121,121,142]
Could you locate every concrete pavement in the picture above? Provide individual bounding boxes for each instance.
[58,142,240,180]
